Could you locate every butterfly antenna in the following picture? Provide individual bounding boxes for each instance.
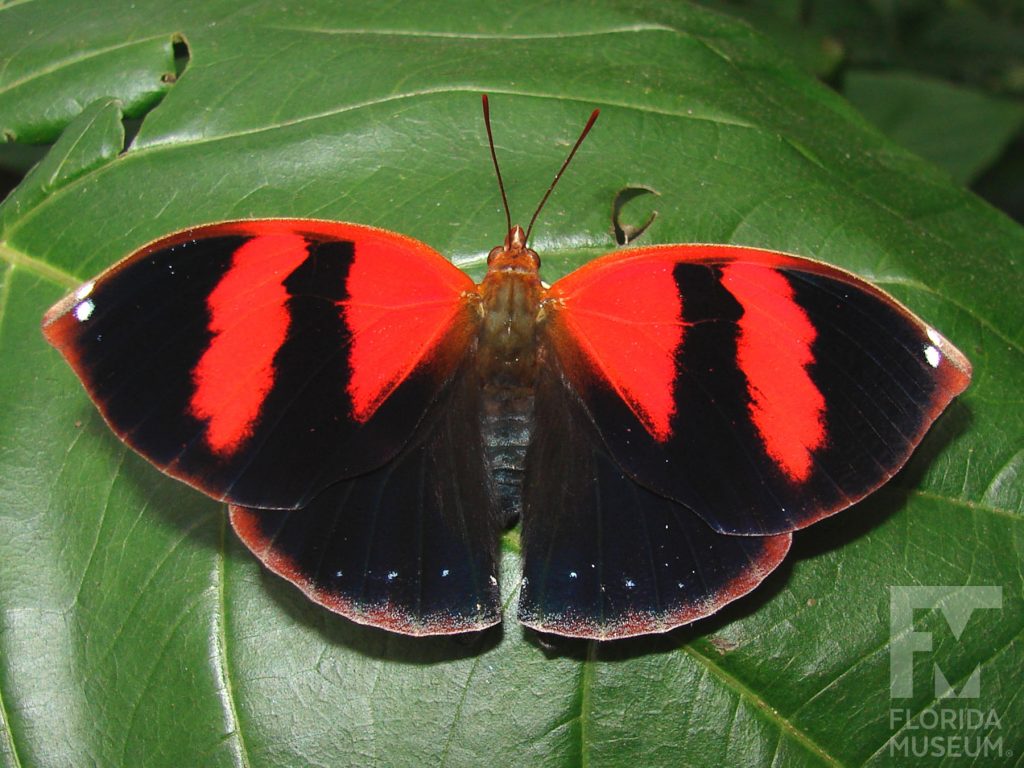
[482,95,512,236]
[525,107,600,245]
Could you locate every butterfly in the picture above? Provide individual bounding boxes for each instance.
[42,96,971,639]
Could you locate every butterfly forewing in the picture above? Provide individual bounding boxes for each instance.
[543,244,971,536]
[43,220,478,509]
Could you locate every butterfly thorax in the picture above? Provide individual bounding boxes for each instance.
[477,226,543,383]
[475,225,543,525]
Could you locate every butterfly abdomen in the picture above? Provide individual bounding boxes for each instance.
[480,382,534,526]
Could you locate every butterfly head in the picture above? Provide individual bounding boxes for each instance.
[487,225,540,274]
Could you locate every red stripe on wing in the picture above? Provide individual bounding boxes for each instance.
[547,256,683,441]
[190,234,311,455]
[342,229,477,423]
[722,262,825,482]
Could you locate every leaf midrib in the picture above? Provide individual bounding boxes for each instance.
[213,515,252,768]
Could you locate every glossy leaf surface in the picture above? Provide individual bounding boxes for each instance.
[1,1,1021,766]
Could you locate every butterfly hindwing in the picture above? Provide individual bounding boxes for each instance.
[43,220,477,509]
[544,244,971,536]
[230,356,502,635]
[518,354,792,639]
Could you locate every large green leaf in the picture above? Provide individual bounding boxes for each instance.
[1,2,1021,766]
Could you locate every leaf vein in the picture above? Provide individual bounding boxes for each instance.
[0,35,171,99]
[213,515,253,768]
[0,678,24,768]
[682,643,842,767]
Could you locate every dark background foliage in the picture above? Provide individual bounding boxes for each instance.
[695,0,1024,220]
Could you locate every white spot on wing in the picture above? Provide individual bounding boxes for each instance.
[75,281,95,300]
[924,345,941,368]
[74,299,95,322]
